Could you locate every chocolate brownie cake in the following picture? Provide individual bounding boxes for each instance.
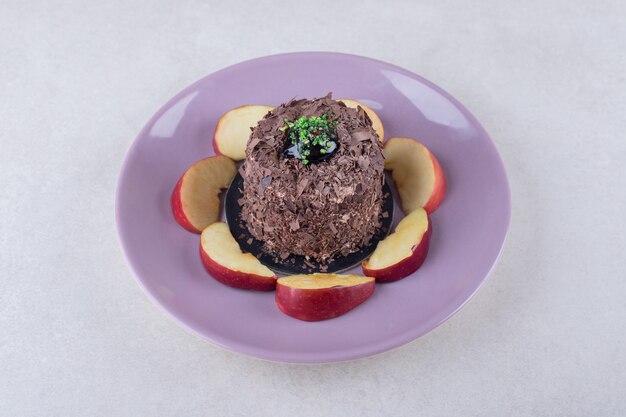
[239,94,385,262]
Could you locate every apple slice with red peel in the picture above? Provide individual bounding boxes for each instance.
[338,99,384,142]
[171,155,237,233]
[200,222,276,291]
[276,274,375,321]
[362,208,431,282]
[213,105,273,161]
[384,137,446,214]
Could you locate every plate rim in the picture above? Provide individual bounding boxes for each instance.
[115,51,512,363]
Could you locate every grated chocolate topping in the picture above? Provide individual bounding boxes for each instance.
[240,93,385,262]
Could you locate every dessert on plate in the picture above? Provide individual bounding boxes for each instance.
[171,93,447,321]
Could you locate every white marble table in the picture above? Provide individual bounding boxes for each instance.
[1,0,625,415]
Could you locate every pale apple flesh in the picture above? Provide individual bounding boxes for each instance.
[171,155,237,233]
[200,222,276,291]
[213,105,274,161]
[362,208,431,282]
[276,274,375,321]
[338,99,385,142]
[384,137,446,214]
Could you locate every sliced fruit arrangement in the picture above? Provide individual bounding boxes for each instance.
[276,273,375,321]
[338,99,384,142]
[171,155,237,233]
[213,105,273,161]
[384,137,446,214]
[362,208,431,282]
[169,107,444,320]
[200,222,276,291]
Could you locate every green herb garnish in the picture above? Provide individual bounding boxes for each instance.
[280,114,339,165]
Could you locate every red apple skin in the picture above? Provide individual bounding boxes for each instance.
[170,177,200,233]
[276,281,375,321]
[423,153,446,214]
[199,245,276,291]
[211,136,221,156]
[362,218,432,283]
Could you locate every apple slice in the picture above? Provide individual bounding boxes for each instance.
[171,155,237,233]
[362,208,431,282]
[200,222,276,291]
[276,273,375,321]
[338,99,384,142]
[384,137,446,214]
[213,105,273,161]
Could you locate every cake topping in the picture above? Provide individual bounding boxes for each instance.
[281,114,339,164]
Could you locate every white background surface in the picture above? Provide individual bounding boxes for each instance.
[1,0,625,416]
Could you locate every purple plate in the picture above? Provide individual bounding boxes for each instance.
[116,52,510,363]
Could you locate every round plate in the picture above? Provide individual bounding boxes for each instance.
[224,173,394,275]
[116,52,511,363]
